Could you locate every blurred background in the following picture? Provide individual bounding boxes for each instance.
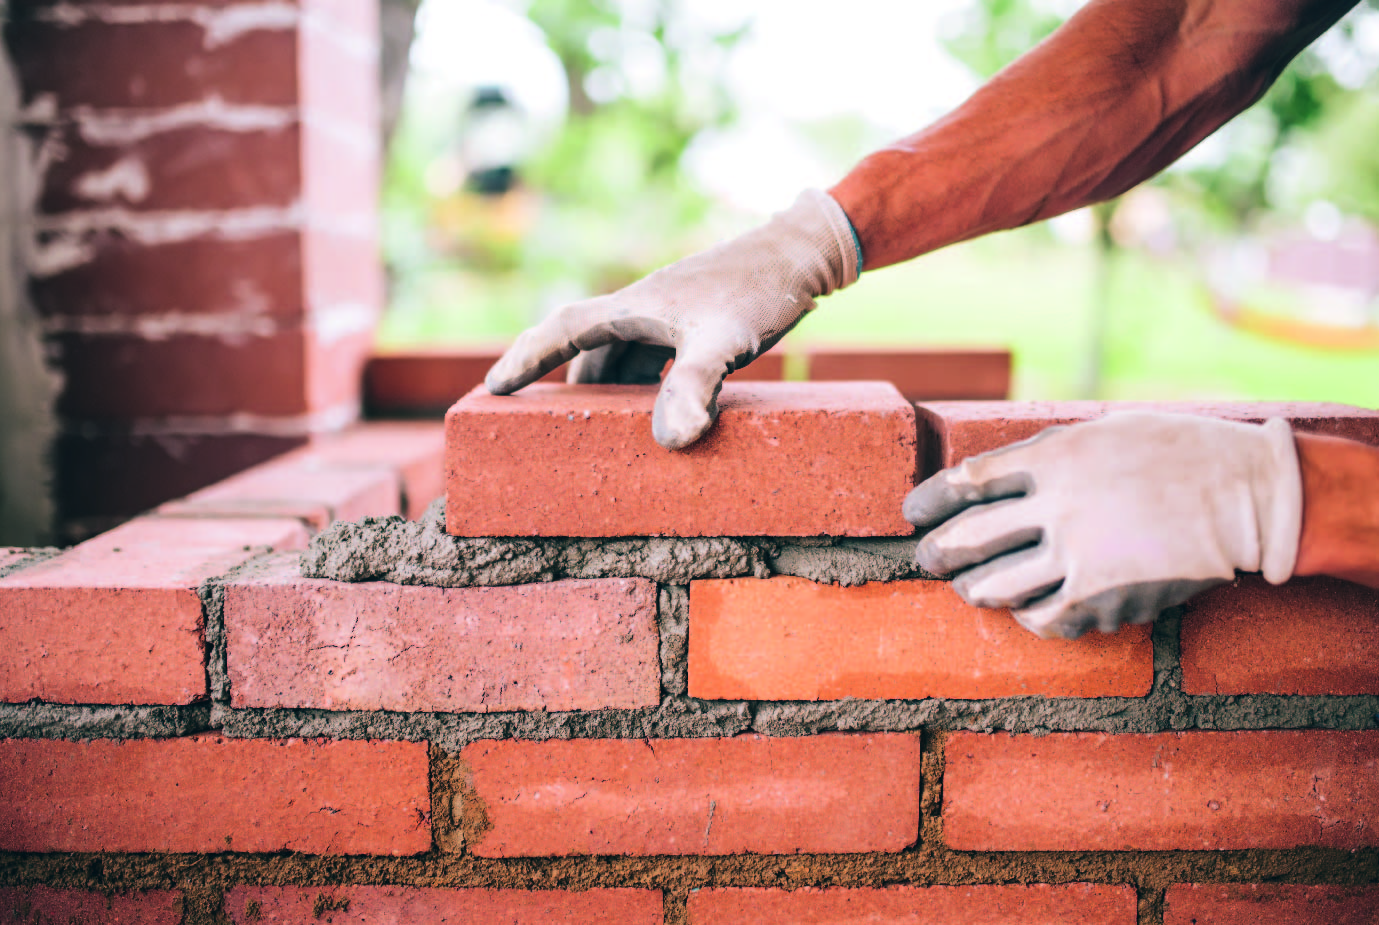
[377,0,1379,405]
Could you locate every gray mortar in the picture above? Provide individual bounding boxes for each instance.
[658,585,689,696]
[0,702,211,739]
[302,498,932,587]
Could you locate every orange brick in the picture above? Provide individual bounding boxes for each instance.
[1181,575,1379,695]
[688,885,1137,925]
[365,348,567,417]
[301,422,445,519]
[0,517,309,705]
[0,887,181,925]
[0,736,430,854]
[1164,884,1379,925]
[807,348,1012,400]
[225,886,663,925]
[157,452,400,530]
[689,577,1152,700]
[225,567,660,712]
[943,731,1379,851]
[462,734,921,856]
[916,400,1379,473]
[446,382,917,537]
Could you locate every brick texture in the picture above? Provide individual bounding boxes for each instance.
[1181,575,1379,695]
[0,887,181,925]
[0,517,309,705]
[226,566,660,712]
[1164,884,1379,925]
[943,731,1379,851]
[446,382,918,537]
[225,887,663,925]
[462,733,921,856]
[807,348,1012,400]
[688,885,1137,924]
[0,737,429,855]
[916,400,1379,473]
[302,422,446,519]
[689,577,1152,700]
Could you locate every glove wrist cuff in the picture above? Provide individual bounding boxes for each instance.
[1259,417,1304,584]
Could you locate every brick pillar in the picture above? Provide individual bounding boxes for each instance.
[5,0,382,541]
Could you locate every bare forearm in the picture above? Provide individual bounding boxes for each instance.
[831,0,1357,269]
[1292,433,1379,588]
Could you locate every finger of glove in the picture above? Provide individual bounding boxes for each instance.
[652,345,734,450]
[952,545,1065,610]
[916,497,1042,576]
[571,342,674,385]
[1013,584,1165,640]
[486,298,622,394]
[903,450,1035,528]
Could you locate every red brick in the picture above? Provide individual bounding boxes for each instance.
[462,733,921,856]
[365,349,565,417]
[40,125,300,214]
[722,350,784,382]
[304,229,384,317]
[0,516,308,704]
[300,0,380,38]
[1164,884,1379,925]
[302,122,378,223]
[225,886,663,925]
[300,8,379,129]
[943,731,1379,851]
[55,429,306,523]
[916,400,1379,473]
[32,233,306,321]
[689,577,1152,700]
[1181,575,1379,695]
[302,422,445,519]
[7,21,298,110]
[688,885,1137,925]
[446,382,917,537]
[0,887,181,925]
[307,327,374,413]
[226,567,660,712]
[808,348,1012,400]
[158,452,400,529]
[0,736,429,854]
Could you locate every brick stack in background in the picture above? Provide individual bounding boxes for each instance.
[1,390,1377,923]
[5,0,382,541]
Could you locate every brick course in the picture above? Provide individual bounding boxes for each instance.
[0,737,430,854]
[226,567,660,712]
[446,382,918,537]
[689,577,1152,700]
[943,730,1379,851]
[807,348,1012,400]
[461,734,921,856]
[224,886,663,925]
[1163,884,1379,925]
[0,887,181,925]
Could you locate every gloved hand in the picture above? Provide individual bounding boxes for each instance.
[485,189,861,449]
[904,412,1304,639]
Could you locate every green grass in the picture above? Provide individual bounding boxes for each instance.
[379,230,1379,407]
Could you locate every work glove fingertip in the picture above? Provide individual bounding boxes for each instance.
[651,354,728,451]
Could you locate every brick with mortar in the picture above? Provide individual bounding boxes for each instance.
[461,733,921,857]
[225,563,660,712]
[0,517,309,705]
[688,884,1137,924]
[446,382,918,537]
[0,887,181,925]
[1164,884,1379,925]
[224,886,663,925]
[689,576,1152,700]
[943,730,1379,851]
[0,736,429,855]
[1180,575,1379,695]
[915,400,1379,472]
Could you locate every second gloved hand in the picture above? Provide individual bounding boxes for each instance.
[903,412,1304,639]
[485,189,860,450]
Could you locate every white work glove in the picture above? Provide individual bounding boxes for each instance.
[485,189,861,449]
[904,412,1304,639]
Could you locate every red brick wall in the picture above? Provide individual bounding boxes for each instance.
[6,0,382,540]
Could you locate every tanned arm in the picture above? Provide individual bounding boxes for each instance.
[831,0,1360,269]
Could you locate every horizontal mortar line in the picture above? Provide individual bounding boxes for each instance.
[20,100,300,141]
[0,848,1373,891]
[32,2,300,47]
[42,311,285,340]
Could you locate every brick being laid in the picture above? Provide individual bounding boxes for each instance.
[943,730,1379,851]
[0,737,430,855]
[0,517,309,705]
[446,382,918,537]
[460,733,921,856]
[225,564,660,713]
[689,577,1152,700]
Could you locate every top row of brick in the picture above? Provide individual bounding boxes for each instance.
[444,383,1379,538]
